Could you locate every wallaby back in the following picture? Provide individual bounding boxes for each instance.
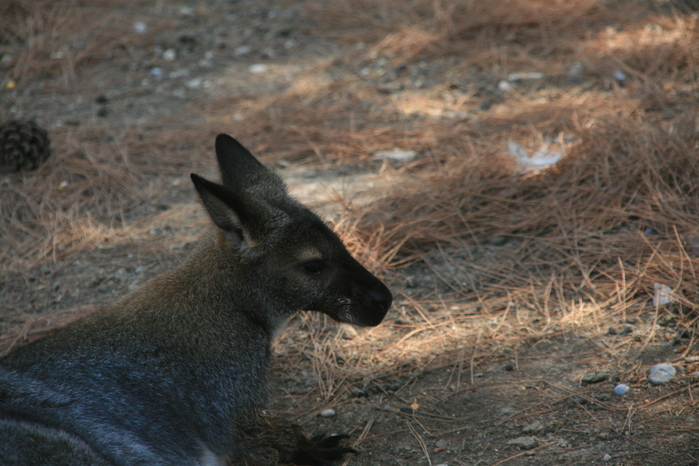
[0,134,392,466]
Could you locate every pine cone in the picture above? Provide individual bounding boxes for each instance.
[0,120,51,173]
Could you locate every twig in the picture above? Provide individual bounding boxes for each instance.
[406,420,432,466]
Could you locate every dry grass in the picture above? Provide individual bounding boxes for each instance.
[1,2,698,459]
[0,125,209,267]
[258,0,699,401]
[361,116,699,297]
[0,0,169,87]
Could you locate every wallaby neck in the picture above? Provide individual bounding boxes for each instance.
[113,230,286,341]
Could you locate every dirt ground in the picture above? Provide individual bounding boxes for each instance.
[1,0,699,465]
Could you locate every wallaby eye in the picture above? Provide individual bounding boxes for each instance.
[301,260,325,275]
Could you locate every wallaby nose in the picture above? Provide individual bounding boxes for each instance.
[350,284,392,327]
[370,287,393,314]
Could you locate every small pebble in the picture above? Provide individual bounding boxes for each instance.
[498,80,514,92]
[607,326,617,335]
[508,436,539,450]
[372,148,417,162]
[162,49,177,61]
[684,234,699,253]
[319,409,336,418]
[350,387,369,398]
[653,283,673,306]
[507,71,544,81]
[647,364,676,385]
[179,6,194,16]
[489,235,509,246]
[612,70,626,81]
[582,370,609,385]
[133,22,147,33]
[169,69,189,79]
[185,78,202,89]
[521,421,544,434]
[150,67,163,78]
[613,384,629,395]
[569,61,584,77]
[249,64,269,74]
[234,45,251,56]
[603,453,612,462]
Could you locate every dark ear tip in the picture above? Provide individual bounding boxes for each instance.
[190,173,212,191]
[216,133,233,143]
[215,134,238,152]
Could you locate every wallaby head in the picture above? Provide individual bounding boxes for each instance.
[191,134,392,330]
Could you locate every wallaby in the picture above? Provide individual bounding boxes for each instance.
[0,134,393,465]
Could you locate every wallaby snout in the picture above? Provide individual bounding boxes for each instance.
[0,133,392,466]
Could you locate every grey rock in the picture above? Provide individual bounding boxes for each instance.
[521,421,544,434]
[647,364,676,385]
[508,436,539,450]
[619,325,633,335]
[582,370,609,385]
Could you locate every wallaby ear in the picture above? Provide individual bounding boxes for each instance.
[191,173,265,253]
[215,134,287,197]
[215,134,266,189]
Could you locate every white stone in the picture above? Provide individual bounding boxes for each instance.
[653,283,673,306]
[507,71,544,81]
[372,148,417,162]
[249,64,269,74]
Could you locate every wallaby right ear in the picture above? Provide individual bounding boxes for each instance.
[191,173,265,253]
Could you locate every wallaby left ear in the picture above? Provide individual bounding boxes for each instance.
[215,134,267,189]
[191,173,267,253]
[215,134,286,199]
